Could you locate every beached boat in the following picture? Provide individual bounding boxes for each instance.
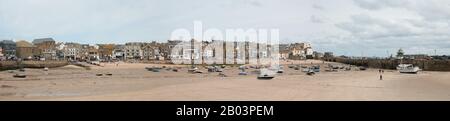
[288,65,295,68]
[345,66,351,71]
[218,72,227,77]
[397,64,420,74]
[294,65,300,70]
[239,72,248,75]
[145,67,154,71]
[359,66,367,71]
[13,73,27,78]
[257,69,275,80]
[152,69,161,72]
[277,66,284,73]
[146,67,162,72]
[307,69,315,75]
[312,65,320,72]
[331,65,339,70]
[172,68,179,72]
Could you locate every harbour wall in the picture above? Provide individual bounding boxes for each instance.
[0,61,68,71]
[334,58,450,71]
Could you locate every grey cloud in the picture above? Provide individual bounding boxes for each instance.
[336,14,418,40]
[332,12,450,56]
[353,0,409,10]
[312,4,324,10]
[354,0,450,22]
[310,15,325,23]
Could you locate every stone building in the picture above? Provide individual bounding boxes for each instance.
[87,45,99,61]
[16,40,37,60]
[98,44,115,61]
[33,38,57,60]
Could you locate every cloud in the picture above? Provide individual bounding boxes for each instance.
[312,4,324,10]
[354,0,450,21]
[353,0,409,10]
[310,15,326,23]
[0,0,449,56]
[334,12,450,55]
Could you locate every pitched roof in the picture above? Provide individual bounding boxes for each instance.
[16,40,34,47]
[32,38,55,44]
[0,40,15,44]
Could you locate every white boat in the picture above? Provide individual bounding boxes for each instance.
[397,64,420,74]
[277,66,284,73]
[257,69,275,80]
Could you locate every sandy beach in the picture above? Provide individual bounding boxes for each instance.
[1,60,450,101]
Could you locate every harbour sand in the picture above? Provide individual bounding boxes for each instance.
[1,60,450,101]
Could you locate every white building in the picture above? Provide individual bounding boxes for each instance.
[125,42,143,60]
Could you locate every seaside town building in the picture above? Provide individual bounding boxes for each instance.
[0,40,17,60]
[112,44,125,60]
[33,38,57,60]
[324,52,334,59]
[0,38,323,63]
[98,44,115,61]
[313,51,324,59]
[87,45,100,61]
[163,40,183,60]
[125,42,144,60]
[16,40,38,60]
[0,47,3,60]
[288,43,313,60]
[61,42,82,61]
[278,44,290,59]
[142,41,163,61]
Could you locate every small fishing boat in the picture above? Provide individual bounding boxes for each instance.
[257,69,275,80]
[288,65,295,68]
[307,69,315,75]
[397,64,420,74]
[172,68,179,72]
[294,65,300,70]
[359,66,367,71]
[152,68,161,72]
[312,65,320,72]
[188,67,198,73]
[239,72,248,75]
[277,66,284,73]
[13,73,27,78]
[218,72,227,77]
[145,67,154,71]
[345,66,351,71]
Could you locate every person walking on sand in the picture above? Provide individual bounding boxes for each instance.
[380,74,383,80]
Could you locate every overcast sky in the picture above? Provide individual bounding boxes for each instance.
[1,0,449,56]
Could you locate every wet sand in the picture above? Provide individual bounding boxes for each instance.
[1,60,450,101]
